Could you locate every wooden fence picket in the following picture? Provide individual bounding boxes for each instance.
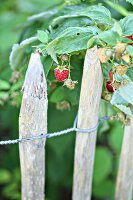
[115,117,133,200]
[72,46,103,200]
[19,52,48,200]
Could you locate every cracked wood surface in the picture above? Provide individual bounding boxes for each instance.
[72,47,103,200]
[115,117,133,200]
[19,52,48,200]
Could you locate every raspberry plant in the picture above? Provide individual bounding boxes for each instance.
[9,1,133,125]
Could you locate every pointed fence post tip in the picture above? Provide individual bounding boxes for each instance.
[19,52,48,200]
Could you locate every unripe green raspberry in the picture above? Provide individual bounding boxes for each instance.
[105,49,113,57]
[104,94,112,101]
[117,112,126,123]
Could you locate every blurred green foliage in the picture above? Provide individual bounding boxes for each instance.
[0,0,132,199]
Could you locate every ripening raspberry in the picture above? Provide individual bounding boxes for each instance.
[106,81,114,93]
[54,67,69,82]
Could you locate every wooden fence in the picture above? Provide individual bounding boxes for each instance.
[19,47,133,200]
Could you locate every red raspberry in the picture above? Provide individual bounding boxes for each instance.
[109,69,113,80]
[126,35,133,40]
[54,67,69,82]
[125,35,133,45]
[106,81,114,93]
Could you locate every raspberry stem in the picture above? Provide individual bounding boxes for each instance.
[68,55,71,79]
[97,37,106,48]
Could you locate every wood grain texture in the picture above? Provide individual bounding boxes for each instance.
[72,47,103,200]
[115,117,133,200]
[19,52,48,200]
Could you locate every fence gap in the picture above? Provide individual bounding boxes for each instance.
[19,52,48,200]
[115,117,133,200]
[72,46,103,200]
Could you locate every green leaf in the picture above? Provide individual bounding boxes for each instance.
[43,56,53,77]
[127,68,133,81]
[52,5,113,26]
[115,104,132,116]
[50,17,93,39]
[47,26,100,58]
[46,40,58,63]
[0,79,10,90]
[122,37,133,44]
[111,91,132,115]
[93,147,113,183]
[111,91,128,105]
[112,21,123,36]
[37,30,49,43]
[114,73,129,82]
[55,27,99,54]
[87,36,96,48]
[0,169,11,184]
[9,36,38,70]
[126,45,133,56]
[120,15,133,36]
[49,87,65,103]
[98,30,121,46]
[105,1,129,16]
[118,82,133,105]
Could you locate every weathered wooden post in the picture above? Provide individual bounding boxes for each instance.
[19,52,47,200]
[72,46,103,200]
[115,117,133,200]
